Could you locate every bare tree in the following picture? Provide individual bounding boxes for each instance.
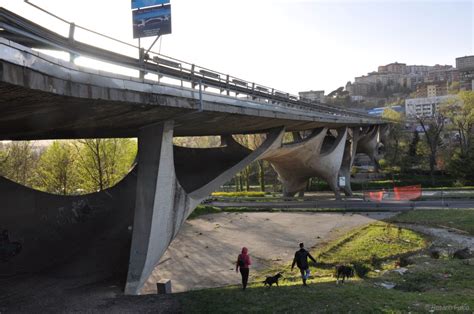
[416,113,445,185]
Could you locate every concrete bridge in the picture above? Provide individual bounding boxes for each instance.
[0,8,388,295]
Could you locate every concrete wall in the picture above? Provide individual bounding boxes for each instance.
[0,167,137,282]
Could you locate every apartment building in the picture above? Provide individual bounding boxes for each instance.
[298,90,326,103]
[456,55,474,91]
[405,95,455,117]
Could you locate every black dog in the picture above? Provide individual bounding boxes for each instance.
[335,265,354,284]
[263,273,283,287]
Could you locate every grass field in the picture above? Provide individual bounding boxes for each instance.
[389,209,474,235]
[176,221,474,313]
[179,266,473,313]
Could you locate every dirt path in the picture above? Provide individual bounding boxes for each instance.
[143,211,396,293]
[397,223,474,249]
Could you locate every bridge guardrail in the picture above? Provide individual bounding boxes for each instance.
[0,4,384,124]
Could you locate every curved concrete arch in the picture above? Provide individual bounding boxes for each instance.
[261,127,327,160]
[357,125,383,168]
[0,167,137,280]
[124,121,285,294]
[261,127,348,198]
[173,144,250,194]
[379,124,390,144]
[309,127,348,199]
[261,128,327,196]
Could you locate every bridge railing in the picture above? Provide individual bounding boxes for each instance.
[0,4,383,123]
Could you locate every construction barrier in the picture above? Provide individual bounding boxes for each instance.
[394,185,422,201]
[365,185,422,202]
[365,191,385,202]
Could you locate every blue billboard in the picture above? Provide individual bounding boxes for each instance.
[132,0,169,9]
[133,5,171,38]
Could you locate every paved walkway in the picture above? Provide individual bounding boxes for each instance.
[208,199,474,210]
[398,223,474,250]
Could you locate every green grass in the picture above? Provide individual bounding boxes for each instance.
[211,191,267,197]
[427,186,474,190]
[389,209,474,235]
[187,205,222,219]
[316,222,427,265]
[179,271,474,313]
[177,222,473,313]
[249,222,427,282]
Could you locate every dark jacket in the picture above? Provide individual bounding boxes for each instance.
[292,248,316,270]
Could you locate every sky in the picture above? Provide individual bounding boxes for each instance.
[2,0,473,95]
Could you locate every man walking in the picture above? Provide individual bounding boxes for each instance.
[291,242,317,286]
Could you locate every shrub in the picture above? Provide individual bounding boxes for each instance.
[352,262,370,278]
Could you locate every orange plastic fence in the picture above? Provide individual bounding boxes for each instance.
[365,185,422,202]
[366,191,384,202]
[393,185,422,201]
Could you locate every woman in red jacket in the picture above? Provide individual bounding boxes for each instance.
[236,247,252,290]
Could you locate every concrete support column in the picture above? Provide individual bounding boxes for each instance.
[125,123,285,295]
[339,127,360,196]
[312,127,348,199]
[125,120,184,295]
[357,125,383,169]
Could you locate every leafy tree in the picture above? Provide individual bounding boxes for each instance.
[0,142,8,175]
[327,87,348,98]
[438,91,474,184]
[448,146,474,184]
[74,139,137,192]
[440,91,474,156]
[233,134,272,192]
[0,141,39,186]
[400,130,420,172]
[173,136,220,148]
[35,141,79,195]
[448,81,460,94]
[381,108,405,168]
[327,87,350,106]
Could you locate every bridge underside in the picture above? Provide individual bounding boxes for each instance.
[0,79,335,140]
[0,122,384,295]
[0,41,369,140]
[0,123,286,295]
[0,37,387,295]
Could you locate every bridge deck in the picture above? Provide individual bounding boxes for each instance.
[0,7,384,140]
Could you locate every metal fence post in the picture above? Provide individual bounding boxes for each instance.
[139,47,145,79]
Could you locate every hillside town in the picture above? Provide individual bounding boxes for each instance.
[300,55,474,119]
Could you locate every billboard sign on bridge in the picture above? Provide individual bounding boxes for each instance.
[132,5,171,39]
[131,0,169,9]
